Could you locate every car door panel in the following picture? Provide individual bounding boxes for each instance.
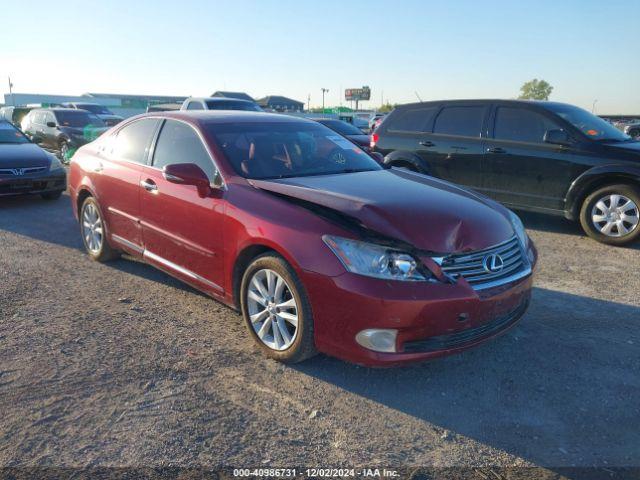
[139,119,225,295]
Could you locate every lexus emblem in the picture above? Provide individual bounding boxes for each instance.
[12,168,25,176]
[483,253,504,273]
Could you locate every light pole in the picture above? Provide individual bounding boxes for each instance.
[321,88,329,112]
[8,76,14,106]
[592,99,598,114]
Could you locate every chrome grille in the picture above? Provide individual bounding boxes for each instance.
[0,166,47,176]
[436,236,530,290]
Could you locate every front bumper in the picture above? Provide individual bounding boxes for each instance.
[0,169,67,197]
[303,244,537,367]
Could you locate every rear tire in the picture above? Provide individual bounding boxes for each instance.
[240,254,317,363]
[629,129,640,140]
[80,196,120,262]
[579,184,640,246]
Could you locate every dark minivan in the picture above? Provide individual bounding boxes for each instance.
[372,100,640,245]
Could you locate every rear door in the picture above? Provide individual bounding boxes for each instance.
[138,119,225,295]
[94,117,161,252]
[482,104,578,211]
[426,104,488,188]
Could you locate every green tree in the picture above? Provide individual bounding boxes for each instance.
[378,103,397,113]
[518,79,553,100]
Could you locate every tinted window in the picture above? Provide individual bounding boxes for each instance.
[34,112,46,124]
[111,118,159,164]
[209,122,382,180]
[494,107,561,143]
[153,120,215,180]
[76,104,111,115]
[54,110,105,128]
[45,112,56,124]
[433,106,485,137]
[187,102,203,110]
[386,107,438,132]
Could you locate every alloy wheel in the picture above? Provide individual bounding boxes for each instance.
[246,269,299,351]
[591,193,640,237]
[82,203,104,253]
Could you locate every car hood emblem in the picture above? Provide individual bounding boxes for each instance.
[483,253,504,273]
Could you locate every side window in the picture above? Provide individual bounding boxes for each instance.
[153,120,215,180]
[34,112,46,125]
[45,112,56,125]
[386,107,438,133]
[111,118,159,164]
[187,102,203,110]
[433,106,485,137]
[494,107,561,144]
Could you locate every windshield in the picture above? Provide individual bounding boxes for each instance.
[317,119,363,136]
[0,121,29,144]
[55,111,106,128]
[76,104,112,115]
[205,100,263,112]
[544,104,631,142]
[209,122,382,180]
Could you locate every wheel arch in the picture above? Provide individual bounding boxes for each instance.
[383,150,430,174]
[564,166,640,220]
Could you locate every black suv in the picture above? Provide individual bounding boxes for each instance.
[22,108,109,162]
[373,100,640,246]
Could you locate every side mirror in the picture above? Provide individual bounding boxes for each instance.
[369,151,384,163]
[544,129,571,146]
[46,121,56,128]
[163,163,212,198]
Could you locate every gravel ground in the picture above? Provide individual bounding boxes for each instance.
[0,192,639,478]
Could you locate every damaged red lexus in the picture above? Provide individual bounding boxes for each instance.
[69,111,537,366]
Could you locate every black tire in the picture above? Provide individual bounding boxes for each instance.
[58,140,70,163]
[79,196,120,262]
[41,191,63,200]
[240,254,317,363]
[579,184,640,246]
[629,129,640,140]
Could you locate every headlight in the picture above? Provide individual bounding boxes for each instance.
[323,235,430,281]
[509,211,528,248]
[49,154,63,171]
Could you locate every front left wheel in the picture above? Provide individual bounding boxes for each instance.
[240,254,317,363]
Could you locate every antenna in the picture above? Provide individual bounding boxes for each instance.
[415,91,423,102]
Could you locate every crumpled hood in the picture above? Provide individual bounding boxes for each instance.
[0,143,50,168]
[250,169,515,254]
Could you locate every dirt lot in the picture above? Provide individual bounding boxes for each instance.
[0,192,639,477]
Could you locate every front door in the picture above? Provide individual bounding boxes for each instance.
[482,105,583,212]
[139,119,225,296]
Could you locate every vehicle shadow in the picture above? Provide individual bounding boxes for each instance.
[294,287,640,472]
[0,193,201,296]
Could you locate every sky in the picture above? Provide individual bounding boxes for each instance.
[1,0,639,113]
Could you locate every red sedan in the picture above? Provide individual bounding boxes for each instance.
[68,111,537,366]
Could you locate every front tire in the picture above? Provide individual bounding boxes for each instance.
[240,254,317,363]
[80,197,119,261]
[629,129,640,140]
[58,140,70,163]
[579,184,640,246]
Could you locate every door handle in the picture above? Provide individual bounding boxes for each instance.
[419,141,435,147]
[486,147,507,154]
[140,179,158,193]
[93,161,104,173]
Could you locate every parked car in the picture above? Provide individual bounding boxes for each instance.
[0,121,66,199]
[61,102,123,126]
[69,111,536,366]
[0,106,35,128]
[22,108,110,162]
[373,100,640,246]
[314,118,371,150]
[620,120,640,140]
[181,97,263,112]
[369,112,386,132]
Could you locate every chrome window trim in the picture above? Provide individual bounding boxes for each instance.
[144,250,223,292]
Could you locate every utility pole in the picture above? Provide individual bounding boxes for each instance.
[321,88,329,112]
[592,99,598,114]
[8,76,14,106]
[307,94,311,112]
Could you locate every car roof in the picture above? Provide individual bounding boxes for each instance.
[395,99,577,110]
[186,97,255,104]
[140,110,316,125]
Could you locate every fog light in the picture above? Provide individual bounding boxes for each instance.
[355,329,398,353]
